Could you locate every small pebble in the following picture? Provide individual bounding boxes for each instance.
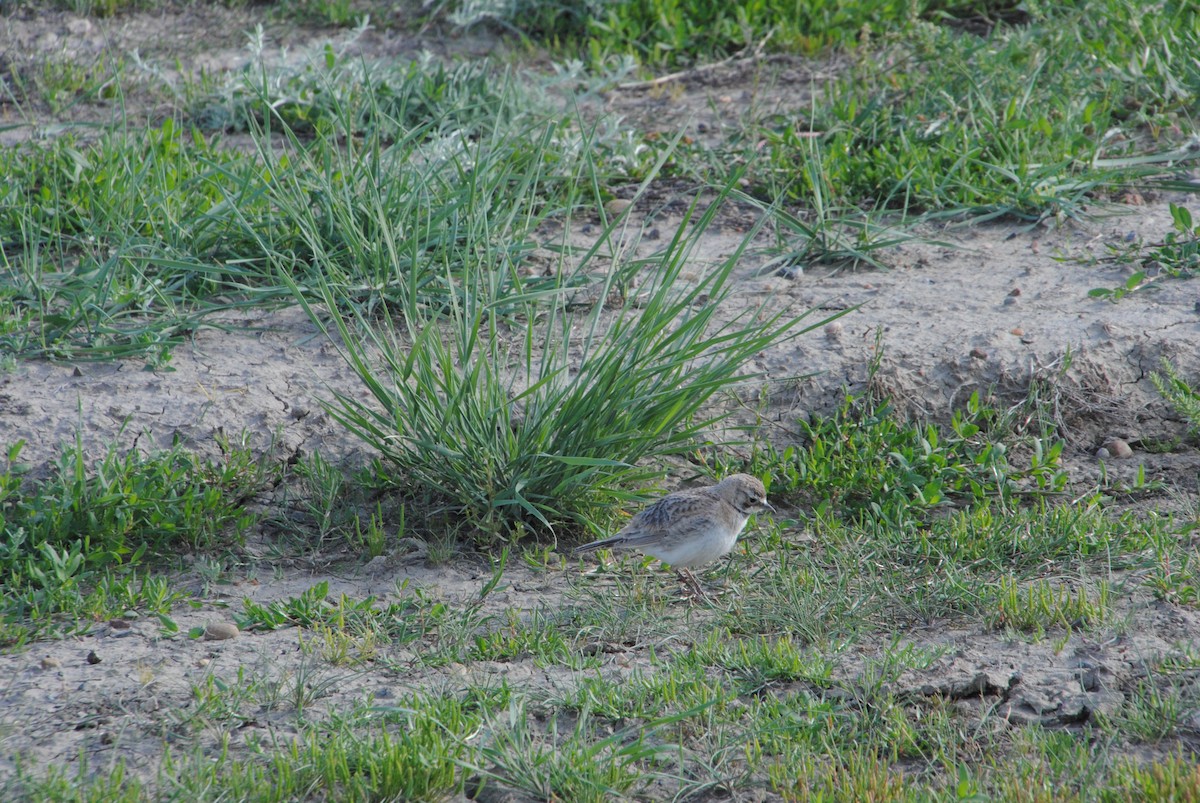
[824,321,844,341]
[604,199,633,217]
[969,348,988,359]
[1009,288,1022,296]
[1101,438,1133,459]
[40,656,61,670]
[1095,447,1110,459]
[108,618,130,630]
[1010,327,1024,336]
[1003,296,1018,306]
[204,622,240,641]
[86,651,101,665]
[775,264,803,280]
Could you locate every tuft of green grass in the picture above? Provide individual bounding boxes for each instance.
[292,184,835,540]
[1145,526,1200,607]
[1103,753,1200,800]
[244,67,840,541]
[466,699,694,802]
[1098,680,1194,744]
[0,119,280,363]
[193,49,516,141]
[734,144,933,272]
[988,576,1112,639]
[4,50,124,114]
[162,693,480,800]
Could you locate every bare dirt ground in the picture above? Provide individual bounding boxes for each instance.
[2,4,1200,792]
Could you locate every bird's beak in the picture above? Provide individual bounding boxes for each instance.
[762,500,775,513]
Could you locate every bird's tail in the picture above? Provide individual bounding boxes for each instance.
[573,535,623,554]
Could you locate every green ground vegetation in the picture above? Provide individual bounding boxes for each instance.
[2,0,1200,799]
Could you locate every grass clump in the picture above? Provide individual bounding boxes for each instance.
[294,182,833,540]
[988,576,1112,638]
[470,700,690,802]
[235,580,449,647]
[228,53,837,541]
[0,53,571,364]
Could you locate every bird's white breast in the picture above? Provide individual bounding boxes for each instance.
[644,513,748,568]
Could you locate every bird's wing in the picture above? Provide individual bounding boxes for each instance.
[613,501,718,548]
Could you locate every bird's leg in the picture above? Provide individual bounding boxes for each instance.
[676,569,711,602]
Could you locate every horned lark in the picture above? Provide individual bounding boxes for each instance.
[574,473,773,598]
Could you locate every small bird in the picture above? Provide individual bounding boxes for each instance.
[574,473,774,598]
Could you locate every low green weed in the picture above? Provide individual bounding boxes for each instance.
[764,389,1067,525]
[1151,358,1200,437]
[0,436,266,644]
[1089,203,1200,301]
[234,580,448,645]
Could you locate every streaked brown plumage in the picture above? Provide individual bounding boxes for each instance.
[574,474,773,596]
